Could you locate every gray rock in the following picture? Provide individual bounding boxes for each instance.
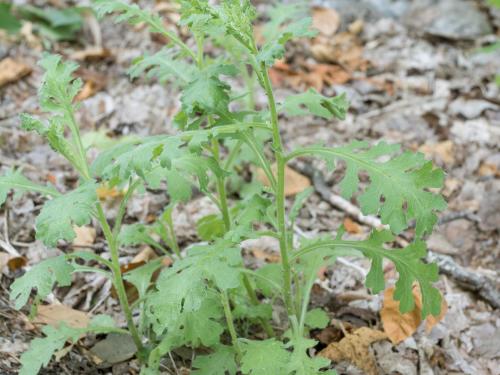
[478,181,500,232]
[403,0,493,40]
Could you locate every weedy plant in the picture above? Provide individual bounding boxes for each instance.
[1,1,447,374]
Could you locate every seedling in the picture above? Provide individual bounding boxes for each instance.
[0,1,446,374]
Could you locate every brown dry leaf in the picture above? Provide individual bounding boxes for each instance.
[381,286,447,344]
[312,6,340,37]
[97,185,123,200]
[269,60,351,91]
[131,247,157,264]
[256,164,311,196]
[418,141,455,165]
[478,162,499,177]
[320,327,387,375]
[72,226,96,247]
[75,80,102,101]
[34,304,90,329]
[251,248,281,263]
[70,47,111,61]
[311,32,366,72]
[343,218,362,234]
[0,58,32,88]
[7,256,28,271]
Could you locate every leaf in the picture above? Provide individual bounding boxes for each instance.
[319,327,387,375]
[36,181,97,246]
[0,168,59,207]
[288,336,332,375]
[305,308,330,329]
[241,339,290,375]
[297,231,442,318]
[291,141,447,237]
[129,48,195,84]
[381,286,447,344]
[123,259,162,299]
[191,345,237,375]
[72,226,96,247]
[0,3,22,34]
[256,164,311,197]
[312,6,340,37]
[10,256,74,310]
[290,187,314,223]
[197,214,226,241]
[283,89,349,120]
[0,57,32,87]
[33,304,90,329]
[19,315,118,375]
[181,64,237,117]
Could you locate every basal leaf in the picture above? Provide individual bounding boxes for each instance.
[283,89,349,120]
[191,345,237,375]
[304,308,330,329]
[241,339,289,375]
[36,181,97,246]
[10,256,74,309]
[287,336,332,375]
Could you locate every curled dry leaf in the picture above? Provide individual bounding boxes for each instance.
[381,286,447,344]
[320,326,387,375]
[312,6,340,37]
[256,164,311,197]
[0,58,32,88]
[34,304,90,329]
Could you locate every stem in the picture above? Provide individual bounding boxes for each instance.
[259,62,296,320]
[163,209,181,258]
[211,139,231,231]
[220,290,242,361]
[96,204,145,354]
[242,275,275,337]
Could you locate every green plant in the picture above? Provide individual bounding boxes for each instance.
[1,1,447,374]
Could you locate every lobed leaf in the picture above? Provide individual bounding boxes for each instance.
[289,141,447,237]
[191,345,237,375]
[0,168,59,207]
[10,256,74,309]
[36,181,97,246]
[283,89,349,120]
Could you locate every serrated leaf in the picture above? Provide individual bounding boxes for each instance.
[0,168,59,207]
[297,231,442,318]
[304,308,330,329]
[19,315,117,375]
[196,214,226,241]
[10,256,74,310]
[128,48,195,84]
[283,89,349,120]
[291,142,447,237]
[288,336,331,375]
[290,187,314,224]
[241,339,289,375]
[36,181,97,246]
[192,345,237,375]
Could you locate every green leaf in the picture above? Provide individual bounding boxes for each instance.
[19,315,117,375]
[36,181,97,246]
[304,308,329,329]
[119,223,151,246]
[241,339,290,375]
[181,64,237,117]
[10,256,74,309]
[296,231,442,318]
[287,336,332,375]
[283,89,349,120]
[290,142,446,237]
[192,345,237,375]
[290,187,314,224]
[123,259,163,299]
[0,2,22,34]
[197,214,226,241]
[255,263,283,298]
[0,168,59,207]
[128,48,195,84]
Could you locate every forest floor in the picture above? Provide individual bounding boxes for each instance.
[0,0,499,374]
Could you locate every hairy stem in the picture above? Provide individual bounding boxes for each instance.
[220,290,242,361]
[96,204,145,355]
[259,62,296,321]
[211,139,232,231]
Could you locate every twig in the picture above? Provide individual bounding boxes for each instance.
[292,162,499,309]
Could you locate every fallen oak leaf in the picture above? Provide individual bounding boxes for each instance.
[0,58,32,88]
[381,286,447,344]
[256,164,311,196]
[33,304,90,329]
[319,326,387,375]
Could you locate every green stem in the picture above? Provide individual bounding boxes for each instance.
[220,290,242,361]
[242,275,275,337]
[163,209,181,258]
[96,204,145,355]
[259,62,296,321]
[211,139,231,231]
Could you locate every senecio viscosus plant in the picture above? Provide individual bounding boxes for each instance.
[0,1,447,374]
